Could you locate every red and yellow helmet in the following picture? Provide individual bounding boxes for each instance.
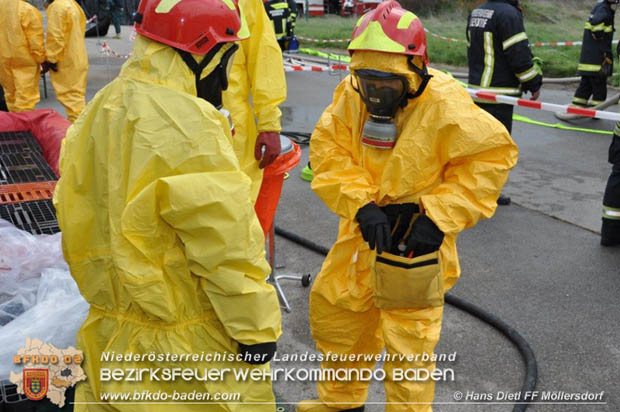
[348,0,428,64]
[134,0,249,56]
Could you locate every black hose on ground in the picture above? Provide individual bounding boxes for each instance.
[274,225,537,412]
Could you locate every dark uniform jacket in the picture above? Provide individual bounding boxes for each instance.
[467,0,542,97]
[578,1,615,76]
[263,0,297,39]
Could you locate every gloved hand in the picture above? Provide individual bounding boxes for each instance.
[602,54,613,77]
[356,202,391,254]
[254,131,281,169]
[403,215,444,258]
[381,203,419,250]
[49,62,58,72]
[41,61,51,74]
[238,342,277,365]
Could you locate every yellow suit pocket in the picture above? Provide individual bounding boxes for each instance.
[373,251,444,309]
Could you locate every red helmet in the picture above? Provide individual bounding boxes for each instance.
[348,0,428,64]
[134,0,249,55]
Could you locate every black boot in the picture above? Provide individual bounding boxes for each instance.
[497,193,511,206]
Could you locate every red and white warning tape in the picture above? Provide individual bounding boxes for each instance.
[99,41,131,59]
[86,15,98,24]
[284,64,349,72]
[424,29,465,43]
[467,88,620,122]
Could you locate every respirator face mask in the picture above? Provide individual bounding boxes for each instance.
[352,69,408,149]
[351,58,432,149]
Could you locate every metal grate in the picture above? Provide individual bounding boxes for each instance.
[0,131,43,154]
[0,199,59,235]
[0,151,56,185]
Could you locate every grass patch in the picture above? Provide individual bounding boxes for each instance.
[296,1,598,77]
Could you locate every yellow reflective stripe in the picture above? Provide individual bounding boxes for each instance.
[348,21,406,53]
[603,206,620,220]
[578,63,602,72]
[237,0,250,39]
[155,0,182,13]
[585,22,613,33]
[271,2,289,9]
[572,97,588,105]
[516,66,538,82]
[468,84,522,95]
[221,0,236,10]
[502,32,527,50]
[614,123,620,135]
[589,100,604,106]
[481,32,494,88]
[397,11,417,30]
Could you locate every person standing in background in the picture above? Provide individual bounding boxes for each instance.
[0,0,46,112]
[108,0,123,39]
[467,0,542,206]
[572,0,617,108]
[222,0,287,230]
[45,0,88,122]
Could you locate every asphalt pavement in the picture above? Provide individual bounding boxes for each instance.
[35,29,620,411]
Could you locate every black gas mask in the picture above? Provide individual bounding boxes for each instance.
[177,43,239,109]
[352,57,432,149]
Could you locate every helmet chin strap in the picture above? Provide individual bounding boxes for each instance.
[404,56,433,103]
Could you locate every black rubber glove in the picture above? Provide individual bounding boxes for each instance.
[238,342,277,365]
[356,202,391,254]
[404,215,444,258]
[49,62,58,72]
[381,203,419,251]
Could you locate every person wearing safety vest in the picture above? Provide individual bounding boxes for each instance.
[297,2,518,411]
[263,0,297,50]
[572,0,617,108]
[467,0,541,206]
[53,0,282,409]
[0,0,47,112]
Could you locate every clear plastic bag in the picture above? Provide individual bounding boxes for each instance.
[0,221,88,380]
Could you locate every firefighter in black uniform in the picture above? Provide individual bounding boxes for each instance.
[264,0,297,51]
[572,0,617,108]
[467,0,542,205]
[602,111,620,246]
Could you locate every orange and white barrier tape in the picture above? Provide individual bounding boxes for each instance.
[467,88,620,121]
[284,63,348,72]
[99,41,131,59]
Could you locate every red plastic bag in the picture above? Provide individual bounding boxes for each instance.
[0,109,70,177]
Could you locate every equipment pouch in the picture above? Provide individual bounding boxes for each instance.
[372,251,444,309]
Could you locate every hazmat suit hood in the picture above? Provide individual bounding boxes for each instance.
[120,35,236,99]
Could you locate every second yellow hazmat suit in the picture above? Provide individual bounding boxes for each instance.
[0,0,46,112]
[54,35,282,412]
[222,0,287,201]
[46,0,87,122]
[304,51,519,411]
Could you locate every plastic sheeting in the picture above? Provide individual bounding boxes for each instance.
[0,109,70,177]
[0,220,88,380]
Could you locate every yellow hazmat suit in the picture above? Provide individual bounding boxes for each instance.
[305,51,518,412]
[54,36,282,412]
[222,0,287,201]
[0,0,46,112]
[46,0,87,122]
